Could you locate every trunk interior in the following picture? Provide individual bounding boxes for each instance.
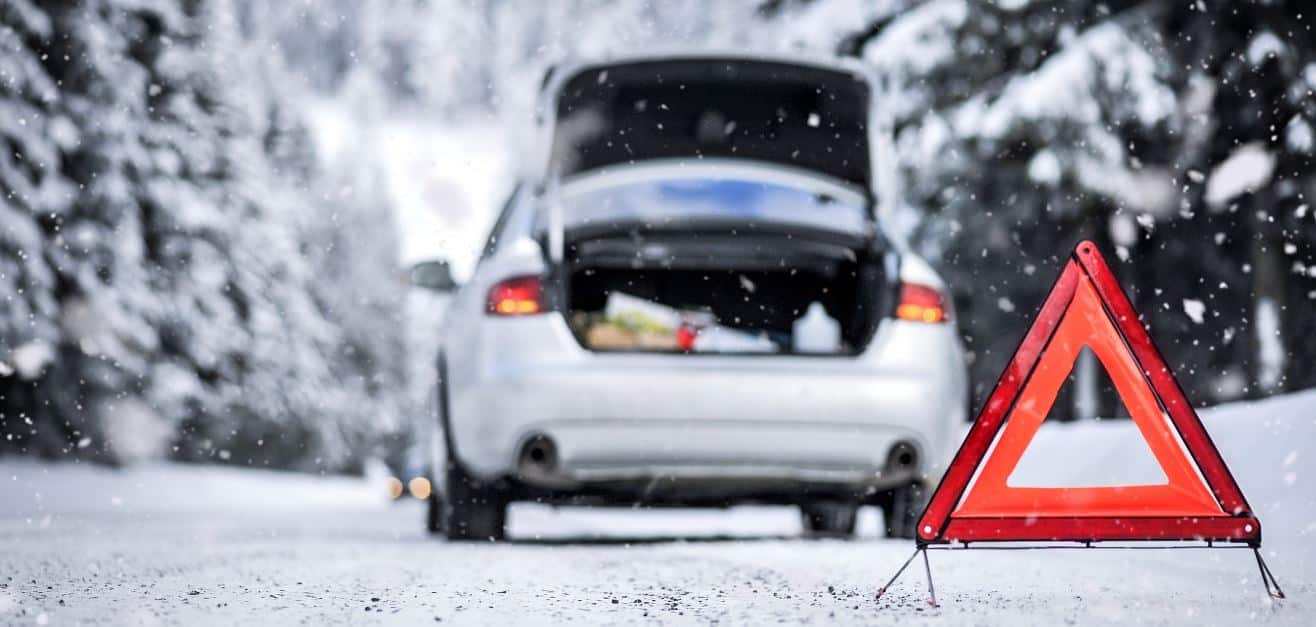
[563,229,893,355]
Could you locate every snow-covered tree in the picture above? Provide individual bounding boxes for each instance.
[795,0,1314,413]
[1,0,405,471]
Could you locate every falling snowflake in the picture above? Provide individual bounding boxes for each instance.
[1182,299,1206,324]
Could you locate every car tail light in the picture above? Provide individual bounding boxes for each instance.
[896,282,951,323]
[487,275,543,316]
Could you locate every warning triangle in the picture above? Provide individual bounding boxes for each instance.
[917,241,1260,545]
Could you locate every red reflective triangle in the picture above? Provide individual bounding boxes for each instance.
[917,241,1260,545]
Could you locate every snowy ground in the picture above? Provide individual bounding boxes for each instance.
[2,390,1313,625]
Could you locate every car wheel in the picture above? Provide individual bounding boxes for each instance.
[882,483,925,539]
[444,462,507,541]
[425,490,445,535]
[800,503,858,538]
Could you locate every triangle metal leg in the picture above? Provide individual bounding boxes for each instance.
[875,547,939,607]
[922,546,939,607]
[1253,548,1286,600]
[875,547,921,602]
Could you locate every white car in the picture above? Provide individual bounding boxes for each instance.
[415,54,969,540]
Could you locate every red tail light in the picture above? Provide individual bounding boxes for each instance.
[487,275,543,316]
[896,282,951,323]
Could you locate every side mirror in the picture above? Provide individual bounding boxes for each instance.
[408,260,458,292]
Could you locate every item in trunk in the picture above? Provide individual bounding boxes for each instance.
[691,326,778,354]
[792,302,841,354]
[583,321,678,351]
[576,292,684,352]
[575,291,786,354]
[603,292,683,330]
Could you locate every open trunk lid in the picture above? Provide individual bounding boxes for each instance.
[548,57,873,190]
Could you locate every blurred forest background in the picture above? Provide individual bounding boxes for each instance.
[2,0,1312,471]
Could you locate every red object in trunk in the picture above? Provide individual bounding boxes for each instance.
[675,325,699,352]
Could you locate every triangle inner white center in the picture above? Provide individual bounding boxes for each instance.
[1006,347,1169,488]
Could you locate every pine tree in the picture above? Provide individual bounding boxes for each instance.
[1,0,406,471]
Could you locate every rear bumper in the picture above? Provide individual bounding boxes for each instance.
[514,419,922,488]
[443,313,968,496]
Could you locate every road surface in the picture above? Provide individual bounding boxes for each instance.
[2,389,1313,625]
[1,499,1305,626]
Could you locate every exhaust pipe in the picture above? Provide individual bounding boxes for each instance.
[885,441,919,479]
[518,434,559,476]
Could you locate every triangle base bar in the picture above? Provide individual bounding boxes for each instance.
[924,515,1261,545]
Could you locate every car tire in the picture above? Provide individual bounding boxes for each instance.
[444,462,508,541]
[882,483,925,539]
[425,490,445,535]
[800,503,858,538]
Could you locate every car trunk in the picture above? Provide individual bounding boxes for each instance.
[563,228,893,355]
[547,57,886,355]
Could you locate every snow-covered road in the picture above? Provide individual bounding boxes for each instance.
[0,504,1303,626]
[2,390,1313,625]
